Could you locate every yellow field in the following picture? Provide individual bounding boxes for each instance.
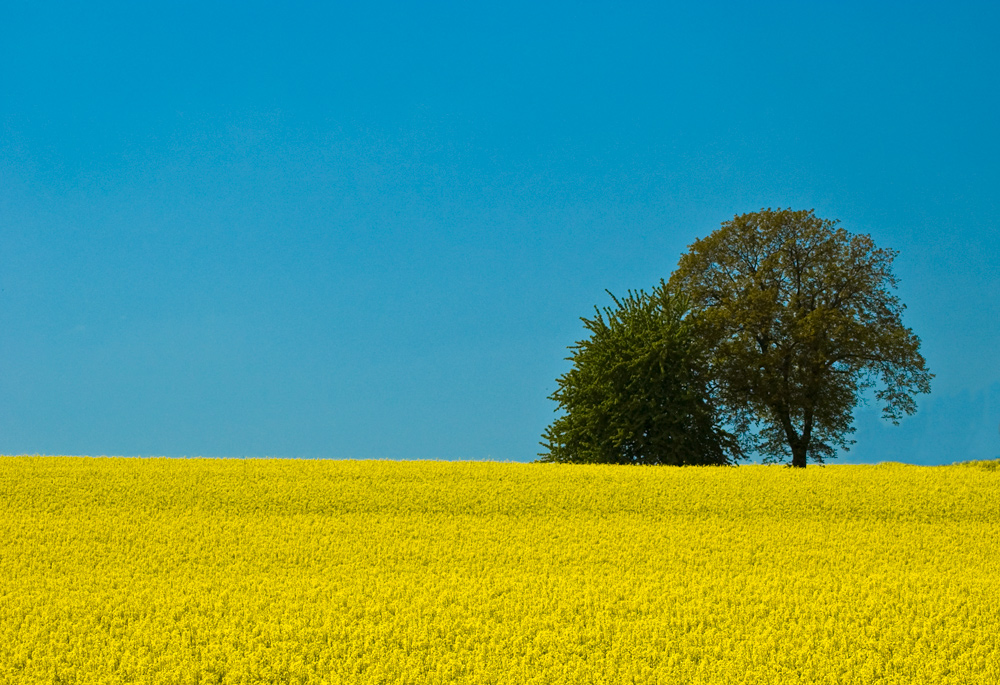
[1,457,998,684]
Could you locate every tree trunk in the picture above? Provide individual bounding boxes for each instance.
[790,443,808,468]
[793,407,815,468]
[775,405,809,468]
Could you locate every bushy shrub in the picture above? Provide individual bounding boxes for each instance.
[538,281,740,465]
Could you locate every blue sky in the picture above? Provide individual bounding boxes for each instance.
[1,1,997,463]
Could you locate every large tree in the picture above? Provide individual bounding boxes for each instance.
[538,282,740,465]
[667,208,932,467]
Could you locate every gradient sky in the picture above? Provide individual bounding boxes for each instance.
[2,1,998,464]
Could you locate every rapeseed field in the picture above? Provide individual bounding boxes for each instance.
[1,456,997,684]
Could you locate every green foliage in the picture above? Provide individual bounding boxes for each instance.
[667,208,933,467]
[538,282,741,465]
[953,458,1000,471]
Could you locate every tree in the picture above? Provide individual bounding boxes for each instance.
[667,208,932,467]
[538,282,740,465]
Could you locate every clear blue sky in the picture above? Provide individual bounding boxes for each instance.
[2,1,998,463]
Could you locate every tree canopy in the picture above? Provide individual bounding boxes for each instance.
[538,282,740,465]
[667,208,932,467]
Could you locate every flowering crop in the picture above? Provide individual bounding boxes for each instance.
[1,457,997,683]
